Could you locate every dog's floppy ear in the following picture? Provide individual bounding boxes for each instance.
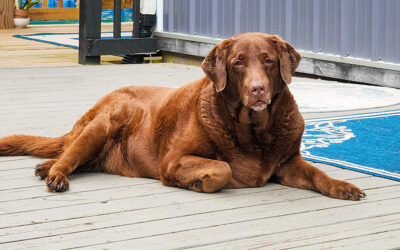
[201,39,231,92]
[269,35,301,84]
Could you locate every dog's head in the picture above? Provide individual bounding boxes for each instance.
[201,33,301,112]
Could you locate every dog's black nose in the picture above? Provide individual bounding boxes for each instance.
[250,82,265,96]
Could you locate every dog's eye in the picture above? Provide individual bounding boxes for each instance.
[265,59,273,64]
[234,60,242,66]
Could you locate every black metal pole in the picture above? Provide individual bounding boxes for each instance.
[113,0,121,38]
[132,0,140,38]
[79,0,102,64]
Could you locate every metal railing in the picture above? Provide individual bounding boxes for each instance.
[79,0,158,64]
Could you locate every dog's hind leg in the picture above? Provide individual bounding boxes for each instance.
[35,159,57,179]
[45,121,108,192]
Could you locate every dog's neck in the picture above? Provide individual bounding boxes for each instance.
[198,81,281,152]
[198,83,237,152]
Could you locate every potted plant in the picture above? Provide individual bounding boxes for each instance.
[14,0,40,28]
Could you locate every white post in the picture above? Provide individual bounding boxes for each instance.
[155,0,163,32]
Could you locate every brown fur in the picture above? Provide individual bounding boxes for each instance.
[0,33,365,200]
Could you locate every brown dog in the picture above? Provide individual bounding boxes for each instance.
[0,33,365,200]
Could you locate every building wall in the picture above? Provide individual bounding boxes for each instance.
[161,0,400,64]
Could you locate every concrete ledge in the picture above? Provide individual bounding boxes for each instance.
[298,58,400,89]
[156,35,400,89]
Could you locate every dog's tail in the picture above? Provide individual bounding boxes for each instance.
[0,135,65,158]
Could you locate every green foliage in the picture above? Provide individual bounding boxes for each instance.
[17,0,41,10]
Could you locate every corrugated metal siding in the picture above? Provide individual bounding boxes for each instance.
[162,0,400,64]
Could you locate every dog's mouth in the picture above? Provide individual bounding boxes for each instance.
[255,100,266,106]
[248,98,271,112]
[243,94,272,112]
[250,101,267,111]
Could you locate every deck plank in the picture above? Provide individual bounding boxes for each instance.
[190,213,400,249]
[294,229,400,250]
[3,187,399,249]
[0,23,134,67]
[0,178,399,246]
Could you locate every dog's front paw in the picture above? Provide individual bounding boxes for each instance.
[45,173,69,192]
[327,180,366,201]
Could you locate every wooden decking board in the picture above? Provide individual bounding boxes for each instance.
[190,213,400,250]
[0,168,34,180]
[0,109,91,119]
[0,174,158,198]
[0,58,399,248]
[0,64,194,79]
[1,183,280,220]
[1,48,80,56]
[6,187,399,249]
[0,179,161,204]
[91,197,399,250]
[0,159,41,173]
[0,157,37,164]
[293,229,400,250]
[0,98,97,107]
[0,181,160,204]
[0,23,135,67]
[1,177,398,247]
[0,187,273,233]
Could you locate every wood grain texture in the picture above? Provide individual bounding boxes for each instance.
[102,0,133,9]
[29,8,78,21]
[0,0,14,29]
[0,23,133,67]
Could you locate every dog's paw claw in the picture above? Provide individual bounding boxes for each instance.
[46,174,69,193]
[347,193,354,199]
[328,180,365,201]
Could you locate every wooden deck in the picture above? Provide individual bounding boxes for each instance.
[0,23,134,67]
[0,24,400,249]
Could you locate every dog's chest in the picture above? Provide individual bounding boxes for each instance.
[221,149,275,188]
[220,127,299,188]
